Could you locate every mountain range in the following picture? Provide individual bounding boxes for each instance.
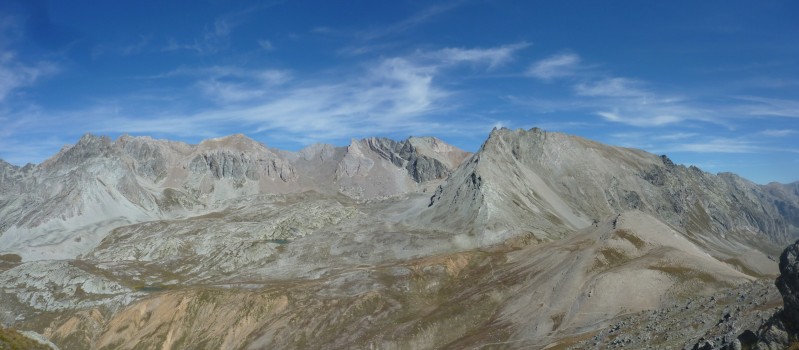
[1,128,797,349]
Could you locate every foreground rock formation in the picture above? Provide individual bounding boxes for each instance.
[0,128,797,349]
[745,239,799,349]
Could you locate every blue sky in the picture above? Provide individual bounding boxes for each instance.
[0,0,797,184]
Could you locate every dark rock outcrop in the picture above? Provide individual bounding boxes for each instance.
[731,239,799,349]
[777,240,799,326]
[363,137,452,183]
[188,151,296,182]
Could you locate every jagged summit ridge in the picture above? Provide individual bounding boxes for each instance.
[1,128,797,263]
[421,127,798,253]
[334,136,469,198]
[0,133,467,260]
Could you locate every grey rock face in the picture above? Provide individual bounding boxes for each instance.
[334,136,468,199]
[363,137,453,183]
[425,127,799,247]
[296,143,337,162]
[0,160,23,195]
[764,182,799,236]
[189,152,256,180]
[753,316,793,349]
[0,132,469,260]
[117,135,169,181]
[190,135,298,182]
[43,134,117,173]
[726,240,799,350]
[776,239,799,325]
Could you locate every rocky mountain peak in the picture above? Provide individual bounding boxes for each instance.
[479,127,556,166]
[198,133,267,153]
[40,133,120,172]
[339,136,465,184]
[114,135,173,181]
[0,160,22,194]
[72,133,113,152]
[116,134,153,143]
[333,136,468,198]
[0,159,18,172]
[78,132,110,144]
[185,134,299,183]
[296,143,337,161]
[406,136,470,169]
[423,126,799,250]
[485,126,545,142]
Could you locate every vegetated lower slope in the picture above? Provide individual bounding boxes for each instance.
[0,325,57,350]
[0,128,797,349]
[29,211,752,349]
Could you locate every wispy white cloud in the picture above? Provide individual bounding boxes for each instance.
[733,96,799,118]
[597,111,682,127]
[145,65,291,83]
[163,7,261,55]
[119,35,152,55]
[737,77,799,90]
[521,52,722,128]
[258,39,275,51]
[336,42,404,57]
[654,132,699,141]
[0,135,71,166]
[5,45,513,154]
[192,68,291,104]
[526,53,581,80]
[574,78,647,97]
[663,138,763,154]
[140,65,293,105]
[427,42,531,69]
[519,87,707,128]
[359,1,465,41]
[148,41,528,112]
[0,15,58,102]
[608,130,797,158]
[0,52,58,102]
[759,129,796,137]
[196,80,267,104]
[339,42,529,71]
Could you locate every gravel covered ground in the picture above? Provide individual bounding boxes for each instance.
[566,279,782,349]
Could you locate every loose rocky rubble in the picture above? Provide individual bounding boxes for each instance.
[569,239,799,350]
[568,280,781,349]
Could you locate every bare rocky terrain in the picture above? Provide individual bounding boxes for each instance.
[0,128,797,349]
